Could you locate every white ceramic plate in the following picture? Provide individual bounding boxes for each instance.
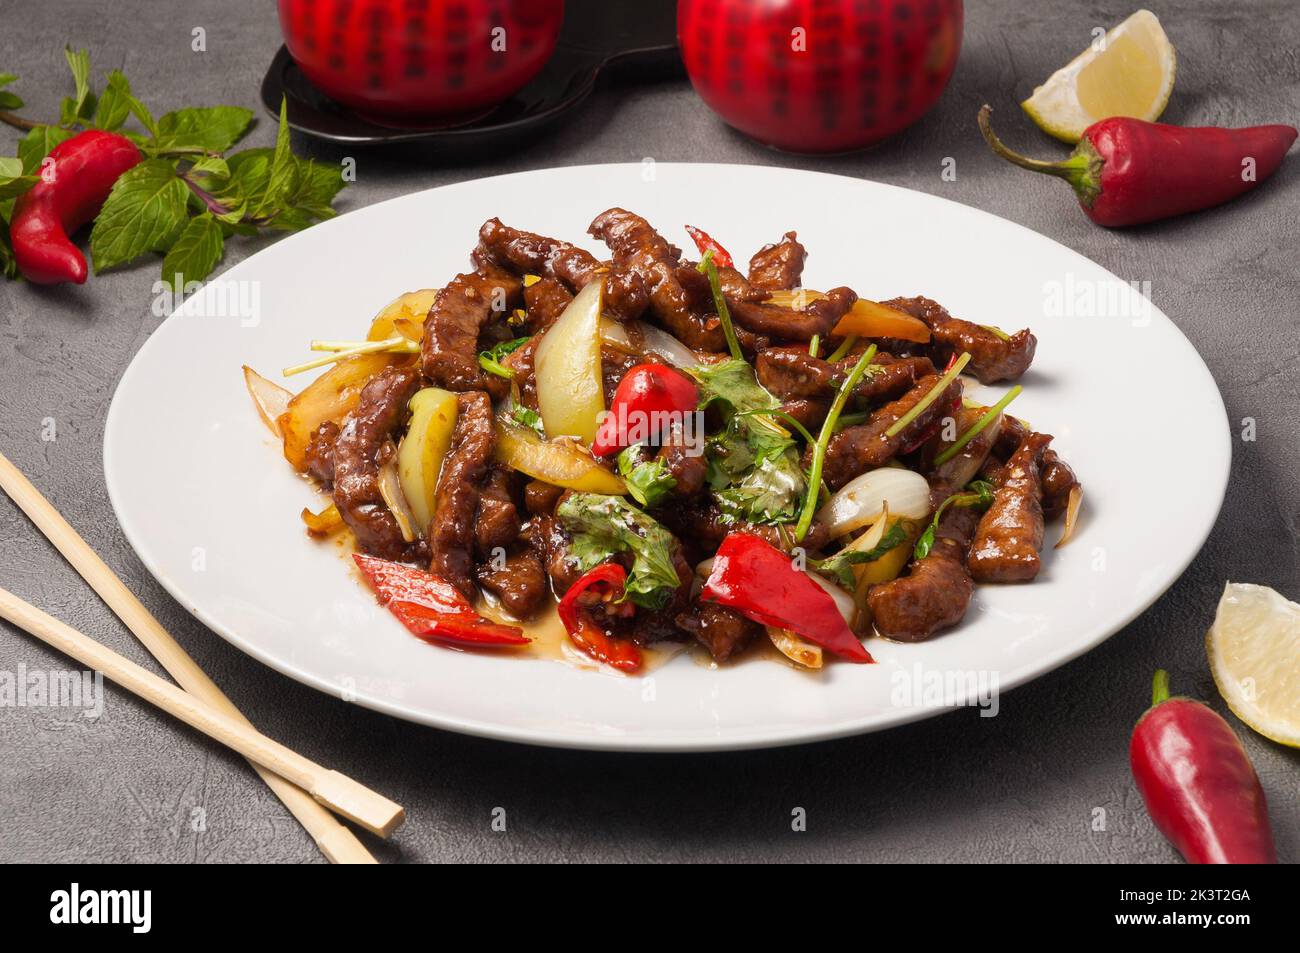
[104,163,1228,751]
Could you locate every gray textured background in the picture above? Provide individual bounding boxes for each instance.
[2,0,1298,863]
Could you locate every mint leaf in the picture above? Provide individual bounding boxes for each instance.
[267,157,345,231]
[150,106,253,154]
[17,125,75,175]
[0,217,16,280]
[0,72,22,111]
[128,95,159,138]
[250,99,294,219]
[90,159,190,273]
[161,213,224,291]
[93,70,134,131]
[0,157,38,200]
[63,47,93,119]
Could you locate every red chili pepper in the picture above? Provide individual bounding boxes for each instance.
[557,563,641,672]
[702,532,873,663]
[684,224,734,269]
[353,553,528,647]
[10,129,142,285]
[979,105,1298,227]
[590,363,699,457]
[1130,670,1277,864]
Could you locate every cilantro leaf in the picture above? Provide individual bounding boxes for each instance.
[89,159,190,274]
[161,212,224,291]
[556,493,682,610]
[17,125,75,175]
[150,105,253,155]
[509,403,545,435]
[616,445,677,507]
[478,335,530,378]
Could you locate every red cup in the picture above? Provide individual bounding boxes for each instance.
[277,0,565,122]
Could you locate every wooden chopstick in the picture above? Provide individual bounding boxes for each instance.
[0,451,383,861]
[0,585,404,838]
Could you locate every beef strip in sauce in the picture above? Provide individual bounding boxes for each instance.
[476,548,548,618]
[676,599,763,662]
[756,347,934,404]
[968,432,1052,583]
[867,505,979,642]
[429,391,496,600]
[421,264,522,391]
[331,365,423,561]
[884,295,1036,385]
[747,231,807,291]
[814,373,963,490]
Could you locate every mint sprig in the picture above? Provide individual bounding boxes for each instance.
[0,49,347,289]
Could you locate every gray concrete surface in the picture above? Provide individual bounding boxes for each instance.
[1,0,1298,863]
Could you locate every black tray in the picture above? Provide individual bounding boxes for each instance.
[261,0,681,152]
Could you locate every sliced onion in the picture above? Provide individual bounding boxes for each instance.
[808,570,857,628]
[817,467,931,538]
[377,460,419,543]
[1055,485,1083,549]
[767,627,823,669]
[243,365,293,438]
[601,318,702,369]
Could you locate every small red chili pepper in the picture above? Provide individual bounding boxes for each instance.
[702,532,873,663]
[684,224,734,269]
[557,563,641,672]
[1130,669,1277,864]
[590,363,699,457]
[10,129,143,284]
[979,105,1298,227]
[353,553,529,647]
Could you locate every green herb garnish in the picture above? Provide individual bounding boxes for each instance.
[811,521,909,589]
[696,249,743,361]
[933,385,1023,467]
[616,445,677,507]
[795,344,878,542]
[478,335,531,379]
[557,493,682,609]
[913,479,995,560]
[826,335,858,363]
[884,352,970,439]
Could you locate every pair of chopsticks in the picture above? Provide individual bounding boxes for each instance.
[0,451,397,863]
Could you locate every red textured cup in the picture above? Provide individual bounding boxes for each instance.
[277,0,565,122]
[678,0,963,154]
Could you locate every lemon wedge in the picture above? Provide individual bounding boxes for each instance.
[1207,582,1300,748]
[1022,9,1176,143]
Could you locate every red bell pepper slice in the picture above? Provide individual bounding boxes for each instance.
[557,563,641,672]
[353,553,528,646]
[684,224,734,270]
[701,533,873,663]
[590,363,700,457]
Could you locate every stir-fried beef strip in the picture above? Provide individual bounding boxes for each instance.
[756,346,935,404]
[331,365,424,561]
[677,599,763,661]
[303,420,340,489]
[780,397,830,431]
[747,231,807,291]
[523,479,564,516]
[969,432,1052,584]
[429,391,496,600]
[589,207,736,352]
[655,421,708,498]
[422,265,522,391]
[867,504,980,642]
[883,295,1036,385]
[1040,449,1080,519]
[475,217,648,320]
[815,373,964,490]
[474,466,521,559]
[520,513,586,596]
[655,498,830,554]
[729,286,858,343]
[476,548,548,618]
[926,411,1004,506]
[521,276,573,333]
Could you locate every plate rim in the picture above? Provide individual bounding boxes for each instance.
[102,161,1231,751]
